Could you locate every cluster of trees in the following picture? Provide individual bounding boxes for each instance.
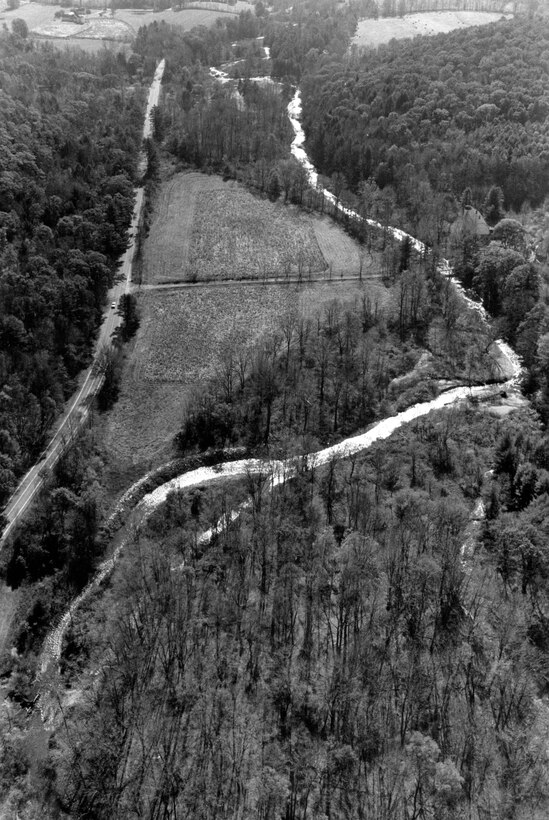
[301,16,549,222]
[175,254,497,456]
[266,0,356,81]
[47,402,549,818]
[165,81,294,180]
[0,35,147,508]
[132,12,263,78]
[134,16,302,185]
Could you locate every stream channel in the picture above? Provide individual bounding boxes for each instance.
[38,67,524,703]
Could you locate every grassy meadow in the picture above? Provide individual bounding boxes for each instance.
[352,10,513,49]
[188,190,326,281]
[144,173,331,284]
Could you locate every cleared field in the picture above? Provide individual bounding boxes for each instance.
[103,285,292,473]
[312,216,367,277]
[189,190,325,281]
[36,35,131,51]
[1,2,54,30]
[35,18,133,39]
[136,285,294,382]
[353,11,512,48]
[143,173,229,284]
[145,173,326,284]
[115,4,244,28]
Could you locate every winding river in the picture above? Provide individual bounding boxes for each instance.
[39,69,523,681]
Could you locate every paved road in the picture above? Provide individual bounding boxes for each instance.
[0,63,164,546]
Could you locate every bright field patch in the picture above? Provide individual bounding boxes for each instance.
[34,18,133,40]
[188,190,326,281]
[143,173,227,284]
[353,11,512,49]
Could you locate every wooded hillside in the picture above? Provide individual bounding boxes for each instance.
[301,17,549,216]
[0,33,145,507]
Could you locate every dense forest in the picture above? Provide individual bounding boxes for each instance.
[47,400,549,819]
[301,17,549,220]
[0,31,148,507]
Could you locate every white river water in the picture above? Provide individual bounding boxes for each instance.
[39,68,523,679]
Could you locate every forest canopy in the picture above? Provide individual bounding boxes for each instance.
[301,16,549,216]
[0,33,145,506]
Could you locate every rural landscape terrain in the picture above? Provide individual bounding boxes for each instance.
[2,0,549,817]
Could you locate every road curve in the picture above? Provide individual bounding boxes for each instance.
[0,64,165,546]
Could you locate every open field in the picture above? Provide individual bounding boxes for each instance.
[36,35,132,51]
[312,216,365,278]
[0,2,245,47]
[352,10,513,48]
[136,286,294,383]
[115,3,247,28]
[34,17,133,39]
[145,173,328,284]
[189,190,325,281]
[142,173,229,284]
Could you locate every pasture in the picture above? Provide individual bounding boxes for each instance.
[352,10,513,48]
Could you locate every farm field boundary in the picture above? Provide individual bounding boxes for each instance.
[141,271,381,289]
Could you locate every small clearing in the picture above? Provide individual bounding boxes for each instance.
[0,584,19,659]
[353,11,513,49]
[34,18,133,40]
